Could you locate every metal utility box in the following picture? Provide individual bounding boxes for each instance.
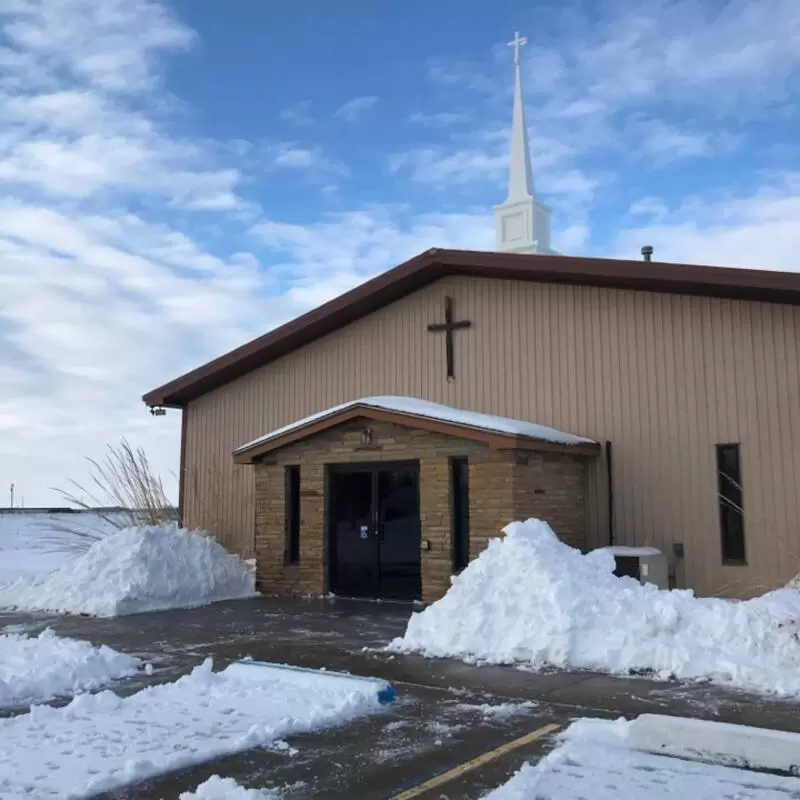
[603,546,669,590]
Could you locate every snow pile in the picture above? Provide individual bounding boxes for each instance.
[0,629,140,707]
[0,524,256,617]
[390,519,800,696]
[180,776,277,799]
[0,657,385,798]
[486,717,800,800]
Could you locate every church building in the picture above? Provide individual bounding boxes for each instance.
[143,34,800,601]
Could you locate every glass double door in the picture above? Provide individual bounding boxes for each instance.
[328,463,421,601]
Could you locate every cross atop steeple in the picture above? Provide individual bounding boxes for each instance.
[505,31,534,204]
[508,31,527,66]
[493,30,555,255]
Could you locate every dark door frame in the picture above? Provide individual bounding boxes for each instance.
[325,460,421,600]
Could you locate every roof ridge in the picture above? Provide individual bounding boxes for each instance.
[144,248,800,408]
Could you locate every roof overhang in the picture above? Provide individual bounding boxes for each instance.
[144,247,800,408]
[232,403,601,464]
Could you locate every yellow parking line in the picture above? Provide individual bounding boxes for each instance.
[389,722,561,800]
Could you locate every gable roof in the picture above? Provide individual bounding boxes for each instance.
[143,247,800,408]
[232,396,600,463]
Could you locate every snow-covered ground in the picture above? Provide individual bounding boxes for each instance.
[180,776,277,799]
[0,658,390,799]
[391,518,800,697]
[0,628,140,708]
[0,511,119,583]
[0,523,256,617]
[452,701,537,719]
[485,716,800,799]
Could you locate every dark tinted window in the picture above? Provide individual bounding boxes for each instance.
[717,444,745,564]
[285,466,301,564]
[451,458,470,573]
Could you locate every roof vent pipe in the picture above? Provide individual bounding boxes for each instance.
[641,245,654,262]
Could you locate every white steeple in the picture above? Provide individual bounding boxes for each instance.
[494,31,553,255]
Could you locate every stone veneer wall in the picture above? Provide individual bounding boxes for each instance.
[252,417,591,602]
[513,452,588,551]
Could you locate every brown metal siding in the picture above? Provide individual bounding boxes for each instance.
[183,276,800,596]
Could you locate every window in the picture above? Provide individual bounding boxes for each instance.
[717,444,745,564]
[285,466,301,564]
[451,458,470,573]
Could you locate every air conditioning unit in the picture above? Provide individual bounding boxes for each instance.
[603,546,669,590]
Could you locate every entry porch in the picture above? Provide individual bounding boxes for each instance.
[234,397,600,602]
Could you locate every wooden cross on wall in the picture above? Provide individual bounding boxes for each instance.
[427,296,471,380]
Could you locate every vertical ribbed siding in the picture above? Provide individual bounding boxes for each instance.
[182,276,800,596]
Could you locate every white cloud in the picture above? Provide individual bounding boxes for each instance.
[389,147,507,186]
[216,138,346,185]
[426,58,498,95]
[624,116,742,164]
[528,0,800,115]
[279,101,313,126]
[550,98,608,119]
[553,223,590,252]
[272,147,316,168]
[0,201,270,505]
[614,173,800,270]
[249,142,348,187]
[6,90,131,131]
[0,0,245,211]
[334,95,379,122]
[251,207,495,308]
[409,111,471,127]
[0,0,194,93]
[0,0,262,505]
[632,119,713,161]
[0,134,243,208]
[628,195,669,221]
[268,143,345,174]
[541,170,601,205]
[252,207,494,291]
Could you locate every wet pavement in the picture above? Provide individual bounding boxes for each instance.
[2,597,800,799]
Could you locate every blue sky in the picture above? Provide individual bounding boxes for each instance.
[0,0,798,505]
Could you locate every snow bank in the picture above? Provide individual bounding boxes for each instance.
[485,717,800,800]
[0,657,384,798]
[0,629,139,707]
[180,776,277,799]
[390,519,800,696]
[0,524,256,617]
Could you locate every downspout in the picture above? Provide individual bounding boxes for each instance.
[605,440,614,547]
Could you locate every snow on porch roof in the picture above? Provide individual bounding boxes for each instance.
[233,396,599,463]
